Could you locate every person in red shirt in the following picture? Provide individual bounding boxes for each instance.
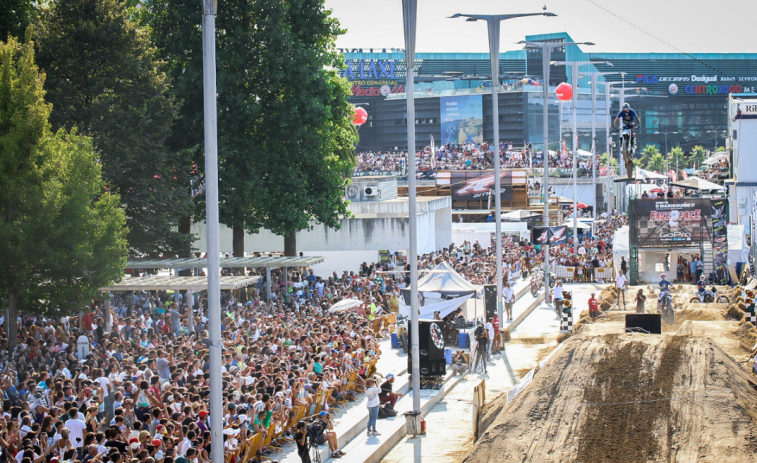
[491,314,501,353]
[588,292,599,321]
[82,310,94,332]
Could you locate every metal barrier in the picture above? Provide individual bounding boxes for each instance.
[553,266,614,283]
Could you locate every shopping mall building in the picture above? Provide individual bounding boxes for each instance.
[345,32,757,154]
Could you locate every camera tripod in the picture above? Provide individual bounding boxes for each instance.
[310,441,322,463]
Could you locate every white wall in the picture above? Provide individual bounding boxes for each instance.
[735,118,757,183]
[434,207,453,251]
[552,182,597,208]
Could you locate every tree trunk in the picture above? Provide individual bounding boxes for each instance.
[178,215,192,277]
[233,225,245,257]
[284,231,297,256]
[7,291,18,354]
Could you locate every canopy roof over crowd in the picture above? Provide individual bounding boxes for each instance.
[125,256,325,269]
[98,275,260,292]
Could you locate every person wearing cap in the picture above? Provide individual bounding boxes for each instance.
[318,411,344,458]
[378,374,402,409]
[636,289,647,314]
[588,292,599,322]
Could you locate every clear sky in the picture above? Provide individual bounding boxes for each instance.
[323,0,757,54]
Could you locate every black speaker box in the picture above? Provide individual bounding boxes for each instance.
[484,284,497,319]
[408,358,447,377]
[407,320,446,360]
[625,314,662,334]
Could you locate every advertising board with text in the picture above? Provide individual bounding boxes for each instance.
[631,199,711,247]
[450,171,512,201]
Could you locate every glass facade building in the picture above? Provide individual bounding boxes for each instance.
[344,32,757,155]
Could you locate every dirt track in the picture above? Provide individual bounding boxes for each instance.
[463,334,757,463]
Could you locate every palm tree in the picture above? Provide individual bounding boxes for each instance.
[647,153,666,172]
[668,147,684,170]
[689,145,706,169]
[640,145,660,169]
[600,152,618,167]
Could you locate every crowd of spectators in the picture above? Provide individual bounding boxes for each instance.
[354,142,601,177]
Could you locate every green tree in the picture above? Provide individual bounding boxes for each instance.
[146,0,357,256]
[640,144,660,169]
[33,0,191,257]
[689,145,707,169]
[668,146,684,171]
[646,153,666,172]
[600,152,619,167]
[0,38,128,349]
[0,0,36,43]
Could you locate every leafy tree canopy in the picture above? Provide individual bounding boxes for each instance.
[0,38,127,346]
[34,0,192,257]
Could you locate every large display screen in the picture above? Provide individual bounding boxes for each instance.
[440,95,483,146]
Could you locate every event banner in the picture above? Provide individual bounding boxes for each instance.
[630,199,710,247]
[450,171,512,201]
[532,226,569,245]
[711,198,729,284]
[440,95,484,146]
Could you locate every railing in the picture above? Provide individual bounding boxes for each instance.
[554,265,615,283]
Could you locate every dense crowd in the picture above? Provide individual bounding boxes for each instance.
[355,143,599,175]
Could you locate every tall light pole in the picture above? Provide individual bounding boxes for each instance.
[519,40,588,297]
[450,10,555,331]
[552,60,604,253]
[582,70,619,226]
[201,1,222,463]
[655,130,677,159]
[402,0,421,421]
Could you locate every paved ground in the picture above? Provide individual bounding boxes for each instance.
[380,282,607,463]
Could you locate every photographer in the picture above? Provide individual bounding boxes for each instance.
[295,421,310,463]
[317,411,344,459]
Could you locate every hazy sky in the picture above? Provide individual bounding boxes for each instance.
[323,0,757,54]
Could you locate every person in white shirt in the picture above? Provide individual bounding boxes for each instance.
[365,379,382,437]
[503,284,515,321]
[553,281,565,320]
[615,273,627,309]
[65,408,87,449]
[485,320,495,360]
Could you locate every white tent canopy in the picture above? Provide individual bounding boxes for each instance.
[670,177,725,191]
[398,294,472,320]
[636,167,668,180]
[612,226,630,273]
[562,218,592,229]
[327,298,364,313]
[401,261,483,303]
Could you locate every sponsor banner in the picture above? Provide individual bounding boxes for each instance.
[440,95,484,145]
[531,226,569,245]
[352,171,402,177]
[450,170,512,201]
[631,199,711,247]
[711,199,729,284]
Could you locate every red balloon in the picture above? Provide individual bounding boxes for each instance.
[556,82,573,101]
[353,107,368,125]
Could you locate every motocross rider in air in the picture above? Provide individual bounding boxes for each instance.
[613,103,641,176]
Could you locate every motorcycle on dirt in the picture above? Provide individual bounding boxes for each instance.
[690,288,730,303]
[658,291,674,317]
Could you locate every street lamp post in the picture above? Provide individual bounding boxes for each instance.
[552,60,606,253]
[519,40,590,298]
[582,70,619,229]
[201,2,222,463]
[450,11,555,327]
[655,130,678,162]
[402,0,421,422]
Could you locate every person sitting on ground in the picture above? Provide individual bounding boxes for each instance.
[450,351,468,376]
[378,374,403,409]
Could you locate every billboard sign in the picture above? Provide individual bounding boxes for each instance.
[440,95,483,146]
[531,226,569,245]
[631,199,711,247]
[450,171,512,201]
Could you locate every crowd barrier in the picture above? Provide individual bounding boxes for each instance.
[554,265,614,282]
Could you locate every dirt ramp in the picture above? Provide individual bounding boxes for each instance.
[463,334,757,463]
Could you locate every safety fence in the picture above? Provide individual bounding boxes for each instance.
[553,265,614,283]
[472,380,486,442]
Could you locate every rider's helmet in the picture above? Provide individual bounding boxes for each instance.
[622,102,631,112]
[699,275,705,281]
[660,274,666,279]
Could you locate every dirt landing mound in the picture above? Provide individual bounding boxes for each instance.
[463,334,757,463]
[674,304,729,322]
